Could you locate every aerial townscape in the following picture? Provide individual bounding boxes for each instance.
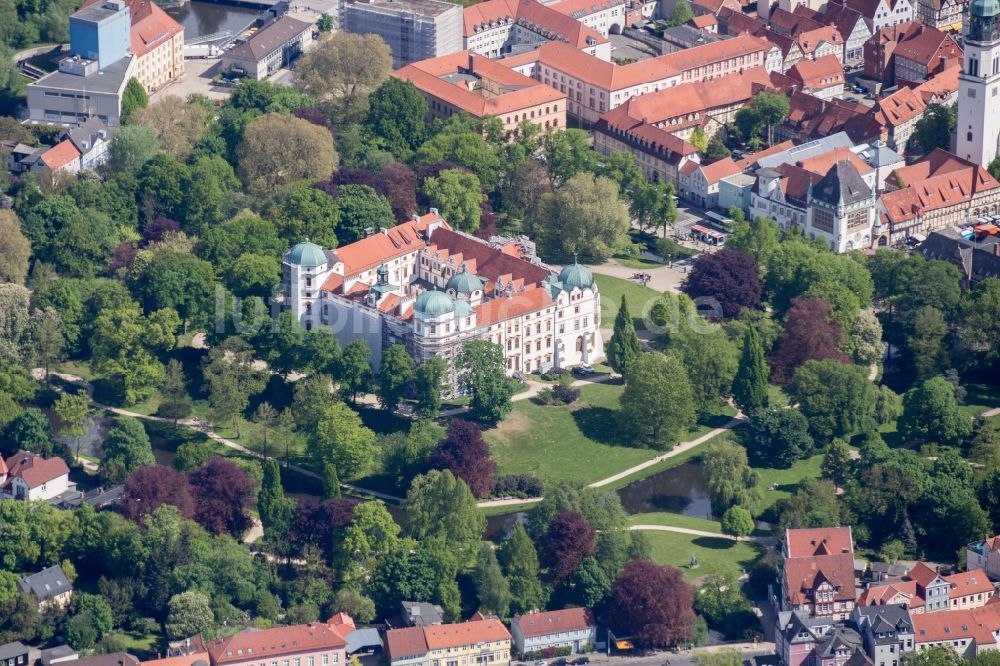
[5,0,1000,665]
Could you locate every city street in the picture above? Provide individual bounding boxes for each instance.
[514,643,777,666]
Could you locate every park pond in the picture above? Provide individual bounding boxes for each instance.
[146,429,712,539]
[481,463,712,539]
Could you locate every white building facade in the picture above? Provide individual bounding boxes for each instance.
[282,213,604,390]
[956,0,1000,166]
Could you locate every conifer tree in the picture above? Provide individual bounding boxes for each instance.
[733,327,769,414]
[258,458,295,544]
[323,462,342,499]
[607,295,641,374]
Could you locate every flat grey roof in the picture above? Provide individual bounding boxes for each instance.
[756,132,854,168]
[30,56,132,95]
[346,0,460,18]
[71,3,124,24]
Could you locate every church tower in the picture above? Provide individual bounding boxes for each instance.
[957,0,1000,166]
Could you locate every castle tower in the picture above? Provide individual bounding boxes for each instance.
[956,0,1000,166]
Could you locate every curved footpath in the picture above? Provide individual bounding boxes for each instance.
[35,370,406,504]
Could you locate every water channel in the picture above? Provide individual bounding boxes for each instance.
[165,1,262,46]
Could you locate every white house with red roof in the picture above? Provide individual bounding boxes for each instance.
[281,212,603,390]
[0,451,73,501]
[510,608,596,657]
[386,618,511,666]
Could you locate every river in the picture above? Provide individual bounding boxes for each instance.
[165,1,262,45]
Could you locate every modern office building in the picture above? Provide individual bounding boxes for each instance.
[341,0,463,68]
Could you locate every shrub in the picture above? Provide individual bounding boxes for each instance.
[552,384,581,404]
[493,474,544,498]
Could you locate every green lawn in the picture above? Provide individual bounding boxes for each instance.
[754,453,824,519]
[594,273,663,331]
[628,511,723,532]
[641,530,766,580]
[110,631,160,658]
[486,381,736,486]
[767,384,791,409]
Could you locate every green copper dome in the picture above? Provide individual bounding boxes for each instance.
[446,267,484,294]
[972,0,1000,17]
[558,259,594,290]
[414,289,455,317]
[288,241,326,267]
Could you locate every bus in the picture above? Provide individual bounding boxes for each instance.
[704,211,736,234]
[691,224,727,246]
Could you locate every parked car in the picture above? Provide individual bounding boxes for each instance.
[552,659,568,666]
[572,658,590,665]
[534,661,547,666]
[572,364,595,376]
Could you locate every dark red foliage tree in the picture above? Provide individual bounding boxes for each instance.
[609,559,695,648]
[289,498,359,558]
[108,241,138,273]
[430,419,497,498]
[476,200,499,240]
[681,249,763,319]
[293,107,333,131]
[121,464,195,523]
[541,511,596,583]
[187,457,255,535]
[379,162,418,221]
[143,216,181,244]
[324,164,418,222]
[768,296,851,384]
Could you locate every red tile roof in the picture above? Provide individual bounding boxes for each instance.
[385,627,428,661]
[795,25,843,54]
[514,608,595,638]
[140,652,210,666]
[786,527,854,557]
[4,451,70,489]
[784,552,857,605]
[39,139,80,171]
[858,581,922,608]
[424,620,511,649]
[131,3,183,57]
[947,570,995,599]
[798,147,874,176]
[506,32,768,92]
[463,0,606,48]
[474,286,553,326]
[549,0,623,19]
[327,213,448,281]
[879,149,1000,225]
[874,86,926,127]
[787,54,845,90]
[600,66,773,127]
[206,623,348,665]
[913,606,1000,645]
[386,620,511,661]
[428,227,550,286]
[690,13,717,28]
[393,51,564,118]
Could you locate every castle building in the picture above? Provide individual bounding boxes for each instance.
[956,0,1000,166]
[281,212,603,389]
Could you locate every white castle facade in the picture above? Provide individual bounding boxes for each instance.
[281,212,604,388]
